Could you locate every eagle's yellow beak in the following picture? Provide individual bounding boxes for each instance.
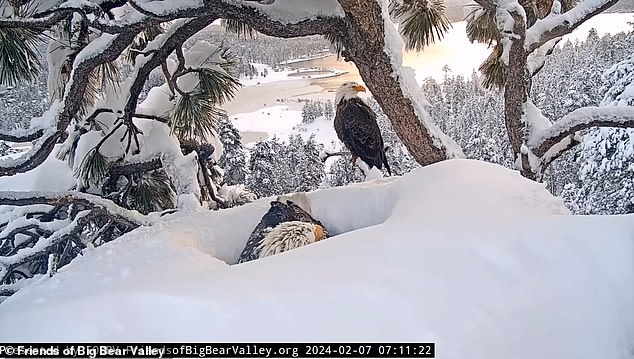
[353,85,366,92]
[313,224,326,241]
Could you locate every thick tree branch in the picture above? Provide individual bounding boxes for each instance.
[0,9,74,29]
[0,130,44,143]
[531,107,634,158]
[538,134,580,178]
[128,0,171,20]
[337,0,462,165]
[207,0,346,38]
[109,158,162,177]
[525,0,620,52]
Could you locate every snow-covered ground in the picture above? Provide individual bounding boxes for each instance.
[1,160,633,359]
[231,105,338,146]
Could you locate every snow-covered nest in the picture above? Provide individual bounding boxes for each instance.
[1,160,633,358]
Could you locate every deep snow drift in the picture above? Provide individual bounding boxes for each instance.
[1,160,633,359]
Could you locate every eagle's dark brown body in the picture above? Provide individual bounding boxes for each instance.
[237,199,327,263]
[335,97,391,174]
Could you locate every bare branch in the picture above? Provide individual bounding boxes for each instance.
[528,38,560,77]
[0,131,63,176]
[133,113,169,123]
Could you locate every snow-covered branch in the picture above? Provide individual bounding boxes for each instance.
[0,191,146,294]
[0,191,149,225]
[0,30,140,177]
[525,0,620,53]
[527,38,560,76]
[531,106,634,158]
[0,9,75,29]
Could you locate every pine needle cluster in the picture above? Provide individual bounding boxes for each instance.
[389,0,451,51]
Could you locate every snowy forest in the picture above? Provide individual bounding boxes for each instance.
[221,26,634,216]
[1,0,634,354]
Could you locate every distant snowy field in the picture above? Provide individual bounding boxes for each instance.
[1,160,634,359]
[231,105,338,146]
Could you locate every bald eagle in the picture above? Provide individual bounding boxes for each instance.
[257,221,326,259]
[334,82,391,175]
[237,196,328,263]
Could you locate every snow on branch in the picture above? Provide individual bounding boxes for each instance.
[210,0,347,38]
[375,0,464,159]
[0,30,139,177]
[527,38,560,76]
[531,106,634,158]
[225,0,345,25]
[525,0,620,52]
[0,191,146,296]
[0,191,149,225]
[124,16,217,118]
[0,8,75,28]
[493,0,526,66]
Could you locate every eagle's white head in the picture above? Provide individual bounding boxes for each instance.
[335,81,366,105]
[257,221,326,258]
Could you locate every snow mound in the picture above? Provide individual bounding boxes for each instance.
[1,160,633,359]
[0,145,75,191]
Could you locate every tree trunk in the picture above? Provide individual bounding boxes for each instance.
[338,0,454,166]
[502,6,536,180]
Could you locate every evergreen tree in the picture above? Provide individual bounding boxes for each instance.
[563,52,634,214]
[328,156,365,187]
[324,99,334,120]
[247,137,285,198]
[218,120,248,186]
[299,135,325,191]
[284,134,306,190]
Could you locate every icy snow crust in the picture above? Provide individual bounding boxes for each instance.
[3,160,634,358]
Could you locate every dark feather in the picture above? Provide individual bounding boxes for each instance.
[335,98,391,175]
[237,200,327,263]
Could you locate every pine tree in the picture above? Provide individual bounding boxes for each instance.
[284,134,306,190]
[563,52,634,214]
[328,156,364,187]
[219,120,248,186]
[298,135,325,191]
[324,99,334,120]
[247,138,285,198]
